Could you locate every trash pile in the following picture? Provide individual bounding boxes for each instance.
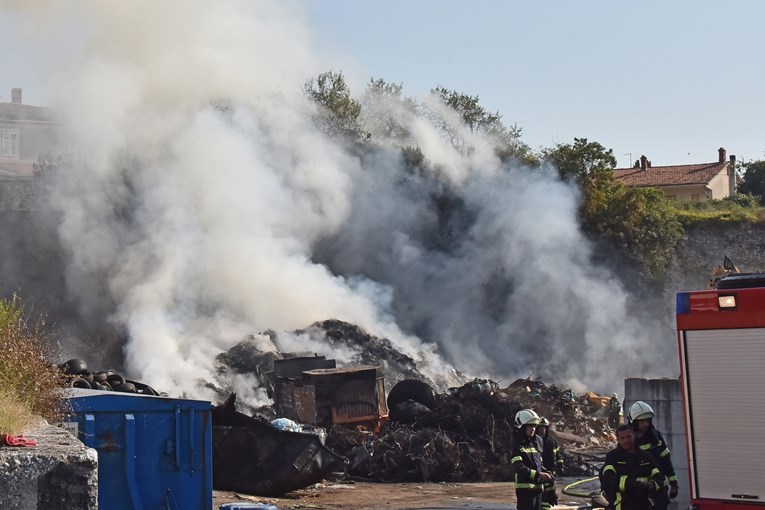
[212,394,344,495]
[57,320,618,490]
[325,377,614,482]
[215,320,461,398]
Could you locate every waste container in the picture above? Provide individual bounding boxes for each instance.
[63,388,213,510]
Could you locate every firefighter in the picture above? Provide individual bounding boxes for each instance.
[607,393,621,428]
[535,417,563,510]
[601,424,663,510]
[628,400,679,510]
[511,409,553,510]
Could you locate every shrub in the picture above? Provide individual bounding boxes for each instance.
[669,195,762,226]
[0,294,64,435]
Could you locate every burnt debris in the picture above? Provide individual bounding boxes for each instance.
[326,377,614,482]
[212,393,345,495]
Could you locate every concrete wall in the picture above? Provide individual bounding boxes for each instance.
[624,377,688,510]
[0,421,98,510]
[707,171,730,199]
[661,183,709,201]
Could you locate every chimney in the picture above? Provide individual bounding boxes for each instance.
[729,154,737,196]
[11,88,21,104]
[640,155,648,171]
[718,147,726,164]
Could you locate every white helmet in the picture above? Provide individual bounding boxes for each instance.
[538,417,550,427]
[628,401,654,422]
[514,409,541,428]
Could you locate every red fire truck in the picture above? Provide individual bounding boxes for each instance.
[676,272,765,509]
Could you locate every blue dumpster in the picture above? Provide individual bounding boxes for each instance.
[63,388,213,510]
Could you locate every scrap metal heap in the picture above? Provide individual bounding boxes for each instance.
[214,320,616,485]
[326,377,614,483]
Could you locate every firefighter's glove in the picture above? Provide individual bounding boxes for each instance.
[669,483,679,499]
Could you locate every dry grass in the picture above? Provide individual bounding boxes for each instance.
[0,389,36,436]
[0,294,65,435]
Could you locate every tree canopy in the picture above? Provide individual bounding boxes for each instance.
[302,69,754,285]
[738,159,765,204]
[304,70,365,142]
[426,86,530,162]
[543,138,683,282]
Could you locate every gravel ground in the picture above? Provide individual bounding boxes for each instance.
[212,477,601,509]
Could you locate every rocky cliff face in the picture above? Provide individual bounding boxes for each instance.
[636,222,765,379]
[667,222,765,292]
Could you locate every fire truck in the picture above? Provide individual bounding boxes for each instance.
[676,269,765,509]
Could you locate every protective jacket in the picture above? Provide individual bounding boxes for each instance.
[511,433,546,492]
[634,425,677,510]
[540,434,563,475]
[634,425,677,485]
[601,445,663,510]
[538,433,562,509]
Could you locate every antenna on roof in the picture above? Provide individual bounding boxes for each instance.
[623,153,631,168]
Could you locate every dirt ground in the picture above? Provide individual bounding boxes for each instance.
[213,477,599,509]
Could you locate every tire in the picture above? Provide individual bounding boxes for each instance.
[387,379,437,410]
[68,377,92,389]
[61,359,88,376]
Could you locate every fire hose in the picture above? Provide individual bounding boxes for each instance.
[562,476,609,508]
[562,476,599,497]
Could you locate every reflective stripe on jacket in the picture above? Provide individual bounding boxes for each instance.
[635,426,678,484]
[601,446,663,510]
[511,434,545,491]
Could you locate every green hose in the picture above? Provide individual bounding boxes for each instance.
[562,476,600,498]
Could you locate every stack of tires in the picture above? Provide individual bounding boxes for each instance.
[59,358,160,395]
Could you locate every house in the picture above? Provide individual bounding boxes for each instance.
[613,148,737,201]
[0,88,59,179]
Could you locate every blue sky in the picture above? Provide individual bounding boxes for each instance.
[303,1,765,167]
[2,1,764,167]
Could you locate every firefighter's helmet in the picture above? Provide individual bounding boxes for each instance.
[628,401,655,422]
[514,409,541,428]
[538,417,550,427]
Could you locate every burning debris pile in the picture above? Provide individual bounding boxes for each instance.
[214,319,458,413]
[219,320,450,388]
[210,320,618,488]
[325,378,614,483]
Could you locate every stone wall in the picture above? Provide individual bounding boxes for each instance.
[668,222,765,292]
[0,422,98,510]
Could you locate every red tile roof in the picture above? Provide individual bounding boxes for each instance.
[613,162,727,187]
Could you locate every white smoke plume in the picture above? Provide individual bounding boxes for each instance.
[1,0,676,399]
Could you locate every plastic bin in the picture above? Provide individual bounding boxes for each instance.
[63,388,213,510]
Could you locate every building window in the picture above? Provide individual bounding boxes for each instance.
[691,194,700,201]
[1,129,19,158]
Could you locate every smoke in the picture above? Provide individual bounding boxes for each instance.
[1,0,675,398]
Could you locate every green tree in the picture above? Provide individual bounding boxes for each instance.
[543,138,682,282]
[594,186,683,281]
[360,78,418,142]
[304,70,365,142]
[425,86,530,162]
[541,137,616,184]
[738,159,765,204]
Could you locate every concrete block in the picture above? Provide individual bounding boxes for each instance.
[0,421,97,510]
